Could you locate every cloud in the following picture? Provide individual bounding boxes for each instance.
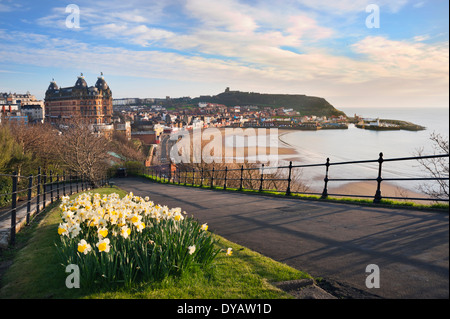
[351,36,449,79]
[413,34,431,42]
[1,0,448,107]
[92,23,175,46]
[184,0,258,33]
[413,1,426,8]
[36,1,170,30]
[293,0,410,13]
[286,14,334,41]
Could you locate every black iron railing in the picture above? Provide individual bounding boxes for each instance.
[0,169,109,246]
[135,153,449,204]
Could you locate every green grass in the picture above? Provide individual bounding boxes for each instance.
[138,173,449,211]
[0,186,310,299]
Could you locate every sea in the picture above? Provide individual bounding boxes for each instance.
[277,107,449,192]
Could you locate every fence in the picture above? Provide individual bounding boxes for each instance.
[0,168,109,247]
[135,152,449,204]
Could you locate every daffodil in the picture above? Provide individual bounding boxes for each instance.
[61,195,70,204]
[69,224,81,238]
[98,226,108,239]
[226,248,233,256]
[130,214,142,226]
[201,223,208,231]
[98,218,108,227]
[57,223,69,236]
[120,225,131,239]
[188,245,196,255]
[77,239,92,254]
[96,238,111,253]
[136,222,145,232]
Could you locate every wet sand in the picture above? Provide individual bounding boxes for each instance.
[327,181,433,204]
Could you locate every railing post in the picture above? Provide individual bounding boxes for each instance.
[200,167,204,187]
[42,171,47,209]
[63,171,66,196]
[210,165,215,188]
[374,152,384,203]
[10,172,17,246]
[178,168,181,185]
[239,165,244,191]
[286,161,292,196]
[70,174,73,195]
[76,174,79,193]
[56,174,60,200]
[321,158,330,199]
[224,166,228,190]
[26,175,33,225]
[184,168,187,185]
[192,168,195,186]
[36,167,41,214]
[259,164,264,192]
[49,170,54,203]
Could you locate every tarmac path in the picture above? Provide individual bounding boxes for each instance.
[113,177,448,298]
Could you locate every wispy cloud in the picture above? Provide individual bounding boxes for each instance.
[294,0,410,13]
[0,0,448,107]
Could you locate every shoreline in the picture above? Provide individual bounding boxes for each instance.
[172,128,435,203]
[326,181,434,204]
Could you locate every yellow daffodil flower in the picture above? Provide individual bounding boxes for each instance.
[96,238,110,253]
[77,239,92,254]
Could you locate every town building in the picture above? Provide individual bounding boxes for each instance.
[0,92,42,124]
[21,104,45,123]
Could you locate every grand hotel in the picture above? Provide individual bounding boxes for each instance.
[44,73,113,125]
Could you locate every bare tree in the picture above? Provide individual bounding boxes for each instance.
[56,119,112,187]
[416,132,449,200]
[10,122,62,173]
[110,131,146,162]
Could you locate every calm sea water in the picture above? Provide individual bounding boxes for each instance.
[278,107,449,191]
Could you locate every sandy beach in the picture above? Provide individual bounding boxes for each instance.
[178,127,433,203]
[327,181,433,204]
[274,129,434,203]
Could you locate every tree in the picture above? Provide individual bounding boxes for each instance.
[9,122,62,174]
[416,132,449,200]
[56,119,112,187]
[0,124,20,173]
[0,124,34,179]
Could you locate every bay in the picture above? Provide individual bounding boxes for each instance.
[278,107,449,192]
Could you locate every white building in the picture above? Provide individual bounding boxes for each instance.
[21,104,45,123]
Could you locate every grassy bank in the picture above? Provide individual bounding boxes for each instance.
[0,186,311,299]
[137,174,449,212]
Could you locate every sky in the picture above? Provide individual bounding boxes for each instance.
[0,0,448,110]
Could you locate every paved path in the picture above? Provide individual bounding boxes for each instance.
[0,183,89,248]
[118,177,448,298]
